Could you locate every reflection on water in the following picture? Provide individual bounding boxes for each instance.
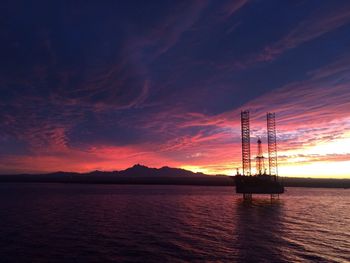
[235,199,286,262]
[0,184,349,262]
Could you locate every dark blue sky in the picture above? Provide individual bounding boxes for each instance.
[1,0,350,176]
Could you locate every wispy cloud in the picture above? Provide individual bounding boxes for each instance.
[252,2,350,63]
[1,1,350,176]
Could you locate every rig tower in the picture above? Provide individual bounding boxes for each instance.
[267,112,278,180]
[255,138,265,175]
[241,110,251,176]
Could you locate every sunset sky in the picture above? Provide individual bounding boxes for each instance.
[1,1,350,177]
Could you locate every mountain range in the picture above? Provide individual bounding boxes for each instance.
[0,164,349,188]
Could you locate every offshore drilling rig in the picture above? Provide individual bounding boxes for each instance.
[235,110,284,200]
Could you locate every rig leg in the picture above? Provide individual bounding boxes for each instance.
[243,193,252,201]
[270,194,279,201]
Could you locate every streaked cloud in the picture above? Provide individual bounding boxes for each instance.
[1,1,350,177]
[252,2,350,63]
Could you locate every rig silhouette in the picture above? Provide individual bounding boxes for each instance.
[235,110,284,200]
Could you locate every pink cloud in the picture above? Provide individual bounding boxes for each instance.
[0,144,178,174]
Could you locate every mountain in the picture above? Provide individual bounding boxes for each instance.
[119,164,206,177]
[0,165,349,188]
[0,164,233,186]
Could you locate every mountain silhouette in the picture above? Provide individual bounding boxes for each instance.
[119,164,206,177]
[0,165,349,188]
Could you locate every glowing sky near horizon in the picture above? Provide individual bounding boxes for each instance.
[1,1,350,178]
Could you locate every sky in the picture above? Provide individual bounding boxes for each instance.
[1,0,350,178]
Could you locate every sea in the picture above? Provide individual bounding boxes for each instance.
[0,183,349,262]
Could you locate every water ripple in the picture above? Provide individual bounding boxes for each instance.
[0,184,349,262]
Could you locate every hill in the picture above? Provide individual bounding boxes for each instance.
[0,164,349,188]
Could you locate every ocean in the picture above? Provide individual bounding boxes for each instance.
[0,184,349,262]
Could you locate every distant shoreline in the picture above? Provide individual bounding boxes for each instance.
[0,175,349,189]
[1,165,349,188]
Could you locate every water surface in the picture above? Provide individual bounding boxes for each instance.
[0,184,349,262]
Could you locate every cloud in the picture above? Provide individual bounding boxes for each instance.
[222,0,248,18]
[245,55,350,125]
[0,143,177,174]
[1,1,350,177]
[254,3,350,63]
[237,55,350,170]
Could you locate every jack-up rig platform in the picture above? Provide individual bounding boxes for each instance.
[235,110,284,200]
